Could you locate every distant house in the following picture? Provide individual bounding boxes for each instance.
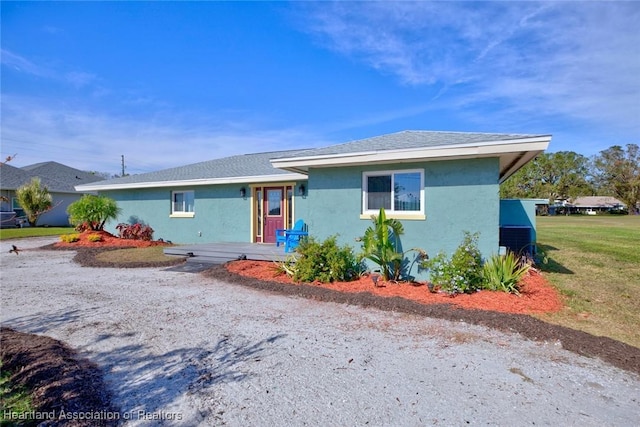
[0,161,104,227]
[76,131,551,277]
[572,196,626,214]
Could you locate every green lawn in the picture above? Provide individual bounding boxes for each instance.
[535,215,640,348]
[0,360,35,426]
[0,227,75,240]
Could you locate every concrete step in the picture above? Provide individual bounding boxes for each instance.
[164,242,292,263]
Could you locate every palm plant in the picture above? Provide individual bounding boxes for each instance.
[67,195,121,231]
[15,177,53,226]
[361,208,405,281]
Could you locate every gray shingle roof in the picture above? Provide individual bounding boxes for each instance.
[77,131,551,190]
[90,149,309,187]
[0,164,34,191]
[0,161,103,192]
[573,196,626,208]
[270,131,549,159]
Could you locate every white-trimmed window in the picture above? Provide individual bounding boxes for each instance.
[362,169,424,217]
[171,190,195,217]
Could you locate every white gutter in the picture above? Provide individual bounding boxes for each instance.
[75,172,308,192]
[271,137,551,170]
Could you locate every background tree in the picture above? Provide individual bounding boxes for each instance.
[500,151,594,202]
[67,195,121,231]
[15,177,53,226]
[593,144,640,214]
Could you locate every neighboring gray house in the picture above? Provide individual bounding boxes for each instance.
[572,196,626,214]
[0,161,104,227]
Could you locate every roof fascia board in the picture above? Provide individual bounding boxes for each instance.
[271,138,551,170]
[75,173,308,192]
[499,150,543,184]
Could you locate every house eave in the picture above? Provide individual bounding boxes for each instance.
[75,173,308,192]
[270,137,551,178]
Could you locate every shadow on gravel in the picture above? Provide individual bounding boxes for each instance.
[80,331,287,420]
[2,308,90,334]
[1,321,286,425]
[203,265,640,376]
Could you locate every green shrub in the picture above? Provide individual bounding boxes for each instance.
[482,251,530,295]
[60,233,80,243]
[87,233,103,242]
[67,195,121,231]
[292,236,362,283]
[421,232,483,295]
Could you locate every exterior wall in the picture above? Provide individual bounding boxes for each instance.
[499,199,539,243]
[37,192,84,227]
[102,183,308,244]
[301,158,500,279]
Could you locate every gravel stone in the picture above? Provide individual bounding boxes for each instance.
[1,238,639,426]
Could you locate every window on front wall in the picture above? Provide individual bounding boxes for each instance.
[172,190,194,214]
[363,170,423,214]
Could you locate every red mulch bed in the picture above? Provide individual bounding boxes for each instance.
[53,230,170,248]
[225,260,563,315]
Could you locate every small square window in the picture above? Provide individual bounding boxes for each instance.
[172,190,194,214]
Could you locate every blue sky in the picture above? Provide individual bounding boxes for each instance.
[2,1,639,176]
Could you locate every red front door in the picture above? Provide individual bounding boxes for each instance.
[263,187,284,243]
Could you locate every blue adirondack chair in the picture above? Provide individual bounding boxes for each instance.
[276,219,308,253]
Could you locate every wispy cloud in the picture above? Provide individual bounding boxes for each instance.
[0,95,328,175]
[0,49,52,77]
[2,48,102,90]
[296,1,640,135]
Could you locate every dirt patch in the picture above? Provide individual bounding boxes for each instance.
[205,262,640,376]
[43,230,185,269]
[1,327,117,427]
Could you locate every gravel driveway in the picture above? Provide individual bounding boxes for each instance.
[1,238,639,426]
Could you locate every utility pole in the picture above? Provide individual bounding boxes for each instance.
[121,155,126,177]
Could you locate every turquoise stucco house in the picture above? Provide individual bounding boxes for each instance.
[76,131,551,275]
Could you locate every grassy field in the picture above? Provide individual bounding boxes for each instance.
[0,227,75,240]
[535,215,640,348]
[94,246,177,263]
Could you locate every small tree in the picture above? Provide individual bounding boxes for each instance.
[67,195,121,231]
[15,177,53,226]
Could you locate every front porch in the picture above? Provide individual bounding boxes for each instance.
[164,242,292,264]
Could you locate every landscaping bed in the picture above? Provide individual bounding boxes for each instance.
[225,260,563,315]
